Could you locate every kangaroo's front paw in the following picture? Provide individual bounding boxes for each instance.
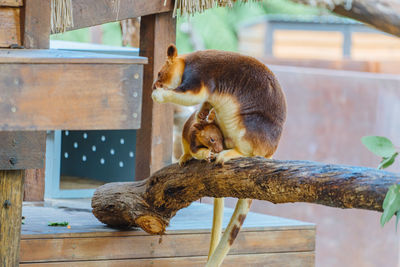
[215,151,228,166]
[179,154,192,167]
[215,149,244,165]
[151,88,170,103]
[206,151,217,163]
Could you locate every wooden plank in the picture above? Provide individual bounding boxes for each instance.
[19,252,315,267]
[19,202,315,264]
[0,132,45,170]
[23,168,45,201]
[0,7,21,47]
[0,0,22,6]
[0,170,24,266]
[0,49,148,64]
[20,229,314,262]
[21,0,50,49]
[21,0,51,202]
[135,12,176,179]
[0,63,143,130]
[68,0,174,31]
[21,202,314,238]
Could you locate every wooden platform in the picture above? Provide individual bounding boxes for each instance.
[20,201,315,266]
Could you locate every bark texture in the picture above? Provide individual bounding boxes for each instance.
[92,157,400,234]
[291,0,400,37]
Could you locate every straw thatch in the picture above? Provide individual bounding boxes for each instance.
[51,0,74,34]
[173,0,258,17]
[291,0,353,10]
[172,0,352,16]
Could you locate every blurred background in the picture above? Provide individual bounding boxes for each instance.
[47,0,400,266]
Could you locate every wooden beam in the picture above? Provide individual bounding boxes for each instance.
[19,252,315,267]
[0,63,143,130]
[0,132,45,170]
[20,0,51,202]
[21,0,50,49]
[0,0,22,6]
[23,168,45,201]
[20,229,314,262]
[0,7,21,47]
[0,170,24,266]
[0,2,49,266]
[92,158,400,234]
[0,49,147,64]
[135,12,176,179]
[67,0,174,32]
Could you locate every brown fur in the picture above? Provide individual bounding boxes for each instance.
[179,108,224,166]
[153,45,286,161]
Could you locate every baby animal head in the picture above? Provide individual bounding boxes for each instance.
[153,44,185,90]
[194,109,224,153]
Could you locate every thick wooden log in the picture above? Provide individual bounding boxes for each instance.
[0,170,24,266]
[92,158,400,234]
[291,0,400,38]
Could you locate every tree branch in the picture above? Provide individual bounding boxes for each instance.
[91,157,400,235]
[291,0,400,37]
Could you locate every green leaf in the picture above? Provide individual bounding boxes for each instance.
[381,184,400,227]
[378,152,399,169]
[48,221,69,227]
[396,212,400,232]
[362,136,396,158]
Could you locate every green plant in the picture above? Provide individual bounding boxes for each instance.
[176,0,325,53]
[362,136,399,227]
[48,221,69,227]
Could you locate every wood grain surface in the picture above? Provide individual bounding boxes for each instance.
[92,158,400,233]
[0,132,45,170]
[21,0,50,49]
[0,63,143,130]
[20,202,315,266]
[0,49,147,64]
[20,252,315,267]
[0,0,22,6]
[135,12,176,179]
[67,0,174,32]
[0,170,24,266]
[0,7,21,47]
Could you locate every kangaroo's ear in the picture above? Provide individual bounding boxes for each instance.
[167,44,178,60]
[197,110,208,122]
[207,108,216,123]
[193,123,203,131]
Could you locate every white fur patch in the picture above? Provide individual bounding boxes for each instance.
[160,86,209,106]
[151,88,170,103]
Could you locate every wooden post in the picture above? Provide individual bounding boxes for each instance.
[21,0,50,49]
[135,12,176,179]
[20,0,50,201]
[0,170,24,267]
[0,0,49,265]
